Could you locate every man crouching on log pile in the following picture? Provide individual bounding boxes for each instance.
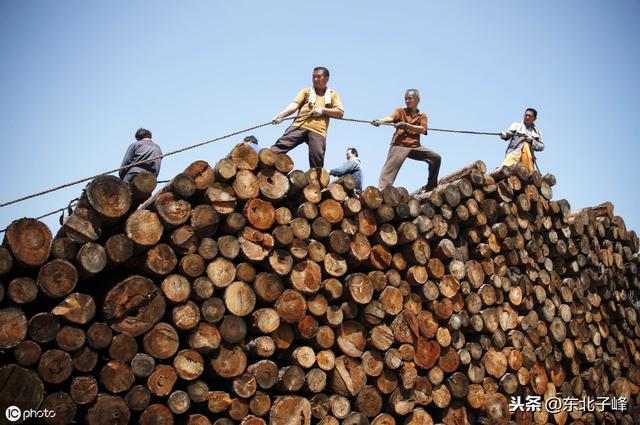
[119,128,162,184]
[500,107,544,173]
[270,66,344,168]
[330,147,363,193]
[373,89,441,192]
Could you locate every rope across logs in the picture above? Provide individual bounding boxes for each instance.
[0,115,502,212]
[337,117,501,136]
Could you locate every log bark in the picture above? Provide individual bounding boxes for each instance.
[0,364,45,414]
[154,192,192,228]
[244,198,276,230]
[205,182,238,215]
[61,207,101,243]
[211,344,247,378]
[130,171,157,203]
[105,234,134,264]
[269,396,312,425]
[85,175,132,220]
[52,292,96,324]
[225,281,257,317]
[100,360,135,393]
[233,169,260,199]
[4,218,52,267]
[13,340,42,366]
[38,348,73,384]
[230,143,260,170]
[183,160,216,190]
[125,210,163,247]
[143,322,180,360]
[103,276,165,336]
[331,356,366,397]
[56,325,86,352]
[7,276,38,304]
[76,242,108,276]
[147,364,178,397]
[86,394,131,425]
[126,385,152,411]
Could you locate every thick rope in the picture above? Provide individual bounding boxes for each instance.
[337,116,501,136]
[0,114,502,210]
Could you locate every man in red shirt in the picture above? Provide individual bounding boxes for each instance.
[373,89,441,191]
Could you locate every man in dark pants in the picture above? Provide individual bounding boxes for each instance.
[270,67,344,168]
[119,128,162,184]
[373,89,441,191]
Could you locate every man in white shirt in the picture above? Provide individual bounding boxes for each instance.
[500,108,544,173]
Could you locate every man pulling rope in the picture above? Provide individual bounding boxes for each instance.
[372,89,442,192]
[270,66,344,168]
[499,108,544,173]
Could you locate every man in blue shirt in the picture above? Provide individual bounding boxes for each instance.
[330,147,363,192]
[119,128,162,184]
[243,135,260,152]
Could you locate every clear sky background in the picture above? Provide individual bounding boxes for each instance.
[1,1,638,235]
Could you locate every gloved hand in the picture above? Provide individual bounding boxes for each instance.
[500,131,508,140]
[394,121,409,130]
[272,114,283,125]
[371,119,381,127]
[310,108,324,118]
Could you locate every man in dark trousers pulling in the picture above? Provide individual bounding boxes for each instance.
[373,89,441,191]
[119,128,162,184]
[270,66,344,168]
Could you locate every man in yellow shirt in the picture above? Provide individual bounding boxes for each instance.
[270,67,344,168]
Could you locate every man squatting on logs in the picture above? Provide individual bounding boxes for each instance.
[243,135,260,152]
[330,147,363,192]
[500,108,544,173]
[373,89,441,192]
[270,66,344,168]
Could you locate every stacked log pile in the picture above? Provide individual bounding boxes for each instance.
[0,144,639,425]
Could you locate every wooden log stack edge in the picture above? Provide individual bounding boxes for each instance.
[0,144,639,425]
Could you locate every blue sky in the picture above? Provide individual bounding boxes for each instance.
[1,1,638,234]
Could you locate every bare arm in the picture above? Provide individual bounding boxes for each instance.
[321,107,344,119]
[376,115,394,124]
[403,123,426,134]
[277,102,301,119]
